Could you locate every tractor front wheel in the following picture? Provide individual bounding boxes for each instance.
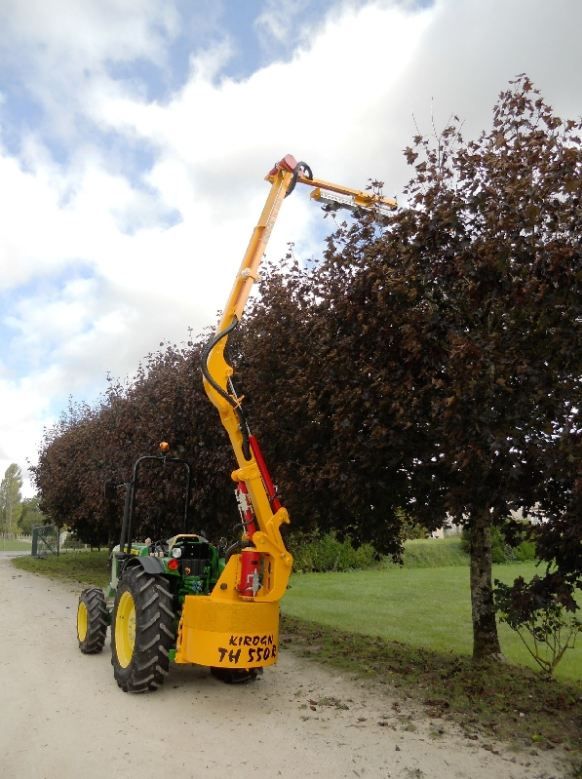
[111,567,175,693]
[77,587,108,654]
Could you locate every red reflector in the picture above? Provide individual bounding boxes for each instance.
[168,558,179,571]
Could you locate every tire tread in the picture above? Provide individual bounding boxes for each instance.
[77,587,108,655]
[111,567,175,693]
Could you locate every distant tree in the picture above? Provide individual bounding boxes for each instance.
[0,463,23,536]
[17,496,45,535]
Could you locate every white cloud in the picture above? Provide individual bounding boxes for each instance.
[0,0,177,58]
[0,0,179,112]
[97,3,430,181]
[381,0,582,144]
[0,0,580,497]
[254,0,312,49]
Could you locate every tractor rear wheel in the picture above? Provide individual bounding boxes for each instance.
[77,587,108,654]
[111,567,175,693]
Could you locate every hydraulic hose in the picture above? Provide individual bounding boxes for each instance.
[201,317,252,460]
[200,317,239,409]
[285,160,313,197]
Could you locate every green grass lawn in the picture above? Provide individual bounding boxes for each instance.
[12,549,109,586]
[0,537,32,552]
[282,561,582,682]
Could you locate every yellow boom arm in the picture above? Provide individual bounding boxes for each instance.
[202,154,395,599]
[175,155,395,670]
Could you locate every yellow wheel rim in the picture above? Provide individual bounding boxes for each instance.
[116,591,136,668]
[77,601,88,642]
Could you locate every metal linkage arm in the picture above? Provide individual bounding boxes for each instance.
[292,169,397,217]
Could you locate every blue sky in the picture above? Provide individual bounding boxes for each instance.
[0,0,580,494]
[0,0,344,159]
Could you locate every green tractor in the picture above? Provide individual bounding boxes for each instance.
[76,443,258,692]
[75,156,390,693]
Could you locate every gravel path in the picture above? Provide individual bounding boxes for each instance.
[0,558,571,779]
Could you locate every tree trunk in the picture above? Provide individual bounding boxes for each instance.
[469,509,502,660]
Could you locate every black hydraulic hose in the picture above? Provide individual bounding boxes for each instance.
[285,160,313,198]
[201,317,252,460]
[201,317,239,407]
[225,539,247,560]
